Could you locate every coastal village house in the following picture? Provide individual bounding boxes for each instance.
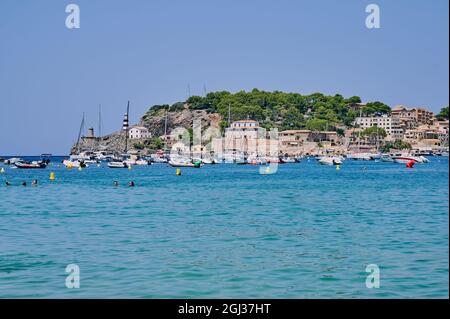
[346,128,377,152]
[129,126,151,139]
[404,122,449,147]
[212,120,346,156]
[353,105,449,148]
[354,115,404,141]
[391,105,434,128]
[348,102,366,113]
[279,130,339,156]
[159,104,447,156]
[212,120,278,156]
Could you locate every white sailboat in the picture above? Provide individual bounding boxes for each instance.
[65,114,89,168]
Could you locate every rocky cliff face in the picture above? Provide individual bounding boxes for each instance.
[71,104,223,154]
[140,106,222,137]
[70,132,126,155]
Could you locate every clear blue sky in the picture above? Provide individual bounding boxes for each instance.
[0,0,448,155]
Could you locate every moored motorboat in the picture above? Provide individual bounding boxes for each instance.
[380,154,394,162]
[246,154,267,165]
[107,161,129,168]
[347,152,380,161]
[152,156,168,163]
[169,155,203,167]
[265,157,285,164]
[319,156,342,166]
[150,150,169,163]
[63,159,87,168]
[4,157,23,165]
[282,157,297,163]
[15,160,47,169]
[135,159,150,165]
[391,154,429,164]
[84,159,100,164]
[169,160,203,168]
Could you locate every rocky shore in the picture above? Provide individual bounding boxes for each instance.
[72,104,222,154]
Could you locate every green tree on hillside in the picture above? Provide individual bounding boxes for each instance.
[380,140,412,152]
[361,126,387,145]
[362,102,391,116]
[306,118,329,131]
[436,107,449,120]
[345,96,362,104]
[281,106,305,130]
[143,90,393,135]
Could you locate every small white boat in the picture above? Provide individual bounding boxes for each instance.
[69,151,94,161]
[380,154,394,162]
[347,152,380,161]
[93,152,115,162]
[169,161,195,167]
[135,159,150,166]
[107,161,129,168]
[15,160,47,169]
[281,157,297,163]
[63,159,87,168]
[5,157,23,165]
[84,159,100,164]
[319,156,342,166]
[223,152,245,164]
[124,159,136,166]
[246,154,267,165]
[150,151,168,163]
[392,154,429,164]
[169,156,203,167]
[200,158,215,164]
[152,157,168,163]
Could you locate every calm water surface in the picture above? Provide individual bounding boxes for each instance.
[0,157,448,298]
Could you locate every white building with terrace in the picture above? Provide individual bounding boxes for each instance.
[128,126,151,139]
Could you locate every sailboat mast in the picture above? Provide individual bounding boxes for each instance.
[98,104,102,138]
[75,113,85,154]
[164,108,168,152]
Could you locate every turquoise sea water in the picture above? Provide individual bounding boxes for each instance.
[0,157,448,298]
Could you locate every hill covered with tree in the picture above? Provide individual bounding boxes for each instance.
[143,89,391,133]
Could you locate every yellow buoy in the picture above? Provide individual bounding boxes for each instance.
[336,165,340,171]
[176,168,181,176]
[128,165,132,170]
[0,168,5,173]
[78,166,82,171]
[50,172,55,181]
